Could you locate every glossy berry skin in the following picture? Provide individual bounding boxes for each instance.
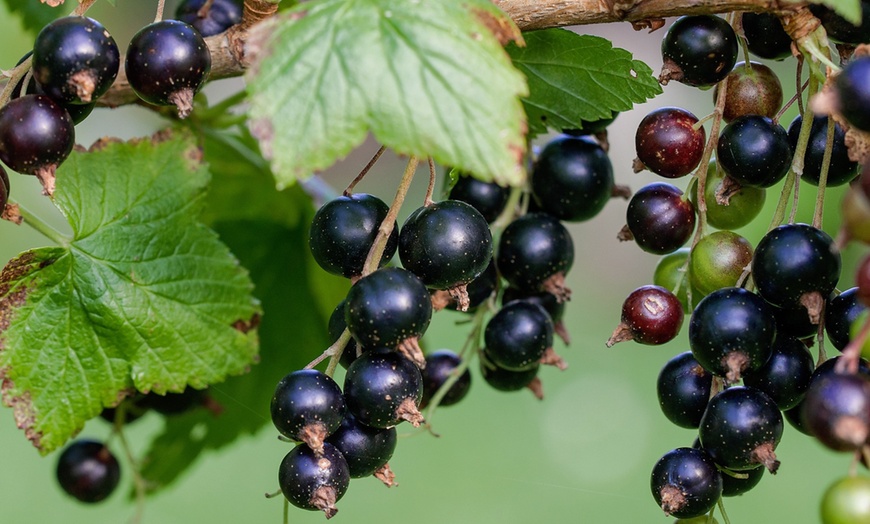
[771,302,818,341]
[835,57,870,132]
[270,370,346,444]
[625,182,695,255]
[399,200,492,289]
[716,61,783,123]
[802,372,870,452]
[721,465,764,497]
[484,301,553,371]
[0,94,74,176]
[11,54,95,124]
[650,447,722,518]
[344,267,433,350]
[496,213,574,296]
[420,350,471,408]
[309,193,398,278]
[278,442,350,517]
[717,115,792,188]
[741,13,793,60]
[788,115,858,186]
[656,351,713,429]
[688,287,776,384]
[480,361,540,393]
[175,0,243,37]
[125,20,211,115]
[811,2,870,45]
[821,476,870,524]
[612,285,684,346]
[32,16,119,105]
[531,135,614,221]
[742,335,815,410]
[699,386,783,473]
[56,439,121,503]
[343,348,423,428]
[752,223,841,310]
[826,288,865,351]
[634,107,705,178]
[448,174,509,223]
[326,413,397,478]
[660,15,738,87]
[693,161,765,231]
[688,230,753,296]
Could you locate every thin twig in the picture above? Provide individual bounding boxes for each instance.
[424,157,437,206]
[361,156,419,276]
[344,145,387,196]
[155,0,166,23]
[812,117,836,229]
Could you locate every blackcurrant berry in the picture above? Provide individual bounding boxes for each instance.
[343,348,424,428]
[0,165,8,211]
[835,56,870,132]
[496,212,574,301]
[271,369,346,453]
[56,439,121,503]
[531,135,614,221]
[634,107,705,178]
[399,200,492,310]
[623,182,695,255]
[484,301,557,371]
[438,259,498,312]
[741,12,792,61]
[175,0,243,37]
[606,285,684,347]
[650,447,722,518]
[688,287,776,384]
[742,335,815,410]
[826,288,865,351]
[344,267,433,367]
[656,351,713,429]
[309,193,398,279]
[715,61,783,122]
[0,94,74,194]
[717,115,792,188]
[278,442,350,518]
[771,301,819,341]
[448,173,509,223]
[125,20,211,118]
[326,413,397,480]
[480,360,543,399]
[562,112,618,136]
[802,372,870,452]
[720,465,765,497]
[420,349,472,408]
[32,16,119,105]
[688,230,753,296]
[788,114,859,186]
[502,287,569,344]
[139,387,207,415]
[660,15,738,87]
[699,386,783,473]
[810,2,870,45]
[752,223,841,322]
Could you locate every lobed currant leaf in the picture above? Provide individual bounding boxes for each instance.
[245,0,528,187]
[508,29,662,137]
[0,133,261,454]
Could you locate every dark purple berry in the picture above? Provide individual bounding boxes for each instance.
[607,285,684,346]
[720,465,765,497]
[344,348,424,428]
[650,447,723,518]
[826,288,866,351]
[660,15,738,87]
[741,12,792,60]
[484,301,556,371]
[835,56,870,132]
[125,20,211,118]
[271,370,346,453]
[326,413,396,479]
[810,2,870,45]
[0,165,8,211]
[278,442,350,518]
[802,372,870,452]
[175,0,243,37]
[420,350,471,408]
[788,115,859,186]
[634,107,705,178]
[742,335,815,410]
[624,182,695,255]
[448,173,509,223]
[56,439,121,503]
[502,287,569,344]
[656,351,713,429]
[717,115,792,188]
[496,213,574,301]
[480,360,543,398]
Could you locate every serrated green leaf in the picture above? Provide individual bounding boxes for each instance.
[784,0,862,25]
[245,0,528,187]
[0,134,261,454]
[507,29,662,137]
[4,0,73,34]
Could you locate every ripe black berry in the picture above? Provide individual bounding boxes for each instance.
[56,439,121,503]
[606,285,684,347]
[531,135,614,221]
[634,107,705,178]
[660,15,738,87]
[278,442,350,518]
[835,56,870,132]
[175,0,243,37]
[699,386,783,473]
[802,372,870,452]
[125,20,211,118]
[717,115,792,188]
[788,115,859,186]
[650,447,723,518]
[399,200,492,310]
[309,193,398,279]
[344,267,433,367]
[826,288,865,351]
[496,213,574,301]
[742,335,815,410]
[0,166,8,211]
[484,301,557,370]
[326,413,397,479]
[741,12,792,60]
[623,182,695,255]
[502,287,569,344]
[420,350,471,408]
[439,260,498,312]
[32,16,119,105]
[656,351,713,429]
[271,369,346,453]
[480,360,543,399]
[343,348,424,428]
[139,387,206,415]
[810,2,870,45]
[448,173,509,223]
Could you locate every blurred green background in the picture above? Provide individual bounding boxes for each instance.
[0,1,865,523]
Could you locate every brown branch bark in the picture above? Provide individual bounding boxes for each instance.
[94,0,791,108]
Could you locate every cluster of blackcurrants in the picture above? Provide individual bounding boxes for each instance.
[0,0,234,200]
[592,8,870,521]
[270,103,629,516]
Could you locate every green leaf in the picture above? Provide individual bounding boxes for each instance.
[0,134,260,454]
[784,0,862,24]
[507,29,662,137]
[4,0,73,34]
[245,0,528,187]
[135,127,346,493]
